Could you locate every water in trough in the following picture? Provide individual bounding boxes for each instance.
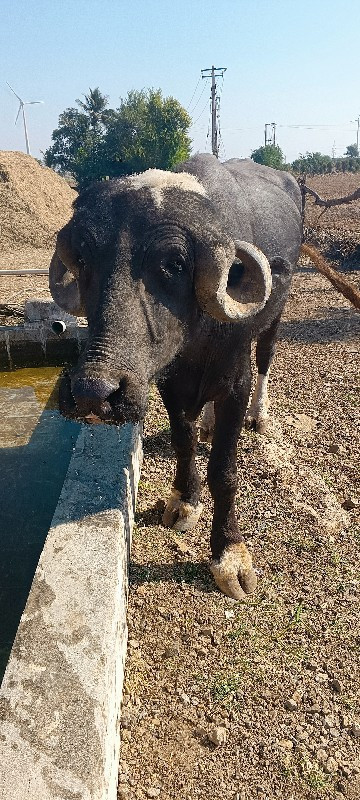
[0,368,80,680]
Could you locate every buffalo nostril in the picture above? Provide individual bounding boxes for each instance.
[71,376,118,417]
[72,376,118,400]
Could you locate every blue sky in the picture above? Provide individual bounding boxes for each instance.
[1,0,359,163]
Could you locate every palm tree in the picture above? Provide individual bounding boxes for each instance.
[75,88,110,180]
[76,87,109,130]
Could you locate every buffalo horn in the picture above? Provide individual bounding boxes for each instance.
[195,239,272,323]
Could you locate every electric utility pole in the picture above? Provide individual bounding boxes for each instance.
[351,115,360,153]
[272,121,276,146]
[264,122,276,146]
[201,65,227,157]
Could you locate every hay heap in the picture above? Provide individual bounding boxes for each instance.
[0,151,76,251]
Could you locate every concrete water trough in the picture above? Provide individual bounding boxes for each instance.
[0,304,142,799]
[0,300,88,371]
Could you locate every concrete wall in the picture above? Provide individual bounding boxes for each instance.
[0,421,142,800]
[0,323,87,370]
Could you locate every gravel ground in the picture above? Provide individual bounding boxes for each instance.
[118,265,359,800]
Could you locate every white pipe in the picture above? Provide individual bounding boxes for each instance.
[0,269,49,276]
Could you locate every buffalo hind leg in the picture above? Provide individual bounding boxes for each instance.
[161,405,203,531]
[208,373,257,600]
[199,401,215,443]
[200,314,282,442]
[246,314,281,434]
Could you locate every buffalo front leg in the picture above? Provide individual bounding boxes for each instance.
[160,402,203,531]
[208,378,257,600]
[246,314,281,434]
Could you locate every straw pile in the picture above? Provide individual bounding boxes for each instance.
[0,151,76,251]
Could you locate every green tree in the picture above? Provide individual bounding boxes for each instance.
[334,155,360,173]
[44,88,111,185]
[76,87,110,131]
[44,87,191,187]
[345,143,359,158]
[250,144,286,169]
[103,89,191,177]
[291,152,332,175]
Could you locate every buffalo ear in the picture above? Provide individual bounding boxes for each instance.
[49,252,84,316]
[49,224,85,317]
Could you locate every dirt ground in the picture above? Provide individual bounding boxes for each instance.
[305,173,360,236]
[0,170,359,799]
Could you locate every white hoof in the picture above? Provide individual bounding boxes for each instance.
[210,542,257,600]
[162,489,203,531]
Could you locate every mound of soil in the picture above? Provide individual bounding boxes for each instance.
[0,151,76,251]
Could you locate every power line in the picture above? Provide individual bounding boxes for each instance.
[278,123,355,129]
[191,97,211,127]
[222,123,356,132]
[186,75,201,111]
[187,82,207,115]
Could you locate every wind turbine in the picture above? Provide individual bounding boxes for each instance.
[6,82,44,156]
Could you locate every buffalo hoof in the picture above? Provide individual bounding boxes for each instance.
[245,413,268,435]
[162,489,203,531]
[210,542,257,600]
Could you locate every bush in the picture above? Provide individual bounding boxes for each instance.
[250,144,286,170]
[291,152,333,175]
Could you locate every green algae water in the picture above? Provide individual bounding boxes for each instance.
[0,368,80,681]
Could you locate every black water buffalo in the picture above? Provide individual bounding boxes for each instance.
[50,153,302,600]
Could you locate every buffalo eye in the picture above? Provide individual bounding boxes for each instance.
[77,255,87,273]
[76,255,91,286]
[161,256,186,277]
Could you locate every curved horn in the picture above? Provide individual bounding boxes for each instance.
[49,225,84,316]
[195,238,272,323]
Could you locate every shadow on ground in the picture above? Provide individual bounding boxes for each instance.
[143,429,210,460]
[129,559,213,591]
[279,309,360,343]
